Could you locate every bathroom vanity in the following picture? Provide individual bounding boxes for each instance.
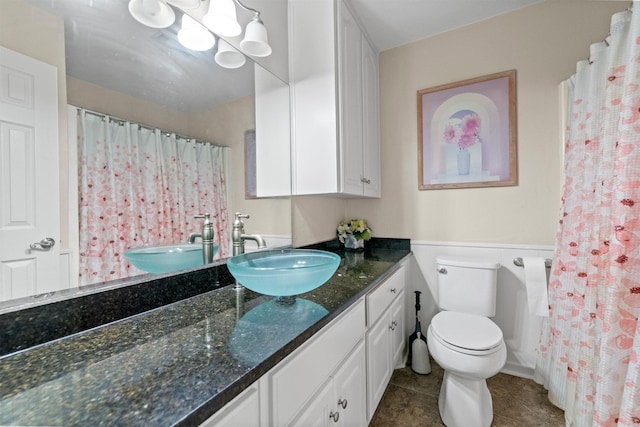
[0,239,410,426]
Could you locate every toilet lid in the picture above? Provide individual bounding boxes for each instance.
[431,311,503,352]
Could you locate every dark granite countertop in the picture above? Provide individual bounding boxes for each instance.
[0,239,410,426]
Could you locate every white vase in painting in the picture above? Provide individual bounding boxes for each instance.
[457,148,471,175]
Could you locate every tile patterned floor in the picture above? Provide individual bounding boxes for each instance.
[370,361,565,426]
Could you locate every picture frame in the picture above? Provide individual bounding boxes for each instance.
[417,70,517,190]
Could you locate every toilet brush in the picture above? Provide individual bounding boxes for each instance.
[409,291,431,374]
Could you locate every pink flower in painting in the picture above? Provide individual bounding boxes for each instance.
[461,113,481,136]
[443,124,458,144]
[443,113,481,149]
[458,132,477,149]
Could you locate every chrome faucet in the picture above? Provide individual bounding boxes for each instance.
[189,213,215,264]
[232,212,267,256]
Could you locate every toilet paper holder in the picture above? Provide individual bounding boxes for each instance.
[513,257,552,268]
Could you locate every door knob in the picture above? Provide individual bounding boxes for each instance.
[27,237,55,253]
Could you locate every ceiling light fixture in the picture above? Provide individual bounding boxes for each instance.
[178,14,216,51]
[239,12,272,57]
[204,0,272,57]
[215,39,246,69]
[165,0,200,9]
[203,0,242,37]
[128,0,176,28]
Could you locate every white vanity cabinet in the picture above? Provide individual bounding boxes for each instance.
[289,0,380,197]
[365,264,406,421]
[267,300,367,426]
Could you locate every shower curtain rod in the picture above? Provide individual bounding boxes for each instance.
[587,4,634,64]
[75,107,228,148]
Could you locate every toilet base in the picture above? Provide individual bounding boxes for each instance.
[439,371,493,427]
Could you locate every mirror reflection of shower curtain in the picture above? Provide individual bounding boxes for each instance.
[534,7,640,426]
[77,109,230,285]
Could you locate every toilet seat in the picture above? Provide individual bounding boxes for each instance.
[430,311,504,355]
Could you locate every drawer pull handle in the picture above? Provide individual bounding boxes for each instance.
[329,411,340,422]
[338,398,348,409]
[437,267,447,274]
[389,323,396,331]
[390,288,397,293]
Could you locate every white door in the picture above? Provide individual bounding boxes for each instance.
[0,46,60,302]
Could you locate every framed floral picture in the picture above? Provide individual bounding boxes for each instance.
[417,70,517,190]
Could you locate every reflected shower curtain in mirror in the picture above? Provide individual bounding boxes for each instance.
[535,7,640,426]
[77,110,230,285]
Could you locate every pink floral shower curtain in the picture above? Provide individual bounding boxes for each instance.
[78,110,230,285]
[535,8,640,426]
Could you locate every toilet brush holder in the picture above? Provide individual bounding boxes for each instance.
[411,331,431,374]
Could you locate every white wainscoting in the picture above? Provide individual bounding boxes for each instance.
[409,240,554,379]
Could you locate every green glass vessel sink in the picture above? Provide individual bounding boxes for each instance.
[226,249,341,296]
[124,243,218,274]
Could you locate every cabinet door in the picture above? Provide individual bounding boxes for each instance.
[200,382,262,427]
[390,292,405,368]
[361,37,380,198]
[292,379,333,427]
[334,341,366,427]
[338,1,364,196]
[366,315,392,421]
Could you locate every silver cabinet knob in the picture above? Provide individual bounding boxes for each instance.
[329,411,340,423]
[338,398,348,409]
[437,267,447,274]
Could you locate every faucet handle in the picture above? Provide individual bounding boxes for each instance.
[234,212,250,220]
[195,213,214,241]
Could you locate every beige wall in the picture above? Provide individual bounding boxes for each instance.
[339,1,626,246]
[1,0,70,247]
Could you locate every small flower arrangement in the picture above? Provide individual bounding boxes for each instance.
[337,219,372,243]
[443,113,482,149]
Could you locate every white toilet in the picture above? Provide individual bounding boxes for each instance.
[426,256,506,427]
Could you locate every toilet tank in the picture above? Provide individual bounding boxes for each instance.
[436,256,501,316]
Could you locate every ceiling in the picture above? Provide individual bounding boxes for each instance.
[350,0,542,52]
[23,0,541,112]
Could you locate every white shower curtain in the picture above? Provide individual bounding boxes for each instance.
[77,110,230,285]
[535,6,640,426]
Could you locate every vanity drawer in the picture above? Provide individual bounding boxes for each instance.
[366,265,405,326]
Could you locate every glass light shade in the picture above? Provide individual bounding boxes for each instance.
[166,0,200,9]
[240,18,272,57]
[178,14,216,51]
[203,0,242,37]
[128,0,175,29]
[215,39,246,69]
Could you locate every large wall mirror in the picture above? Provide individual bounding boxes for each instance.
[0,0,291,310]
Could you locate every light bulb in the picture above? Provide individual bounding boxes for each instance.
[178,14,216,51]
[203,0,241,37]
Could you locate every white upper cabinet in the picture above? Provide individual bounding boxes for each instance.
[289,0,380,197]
